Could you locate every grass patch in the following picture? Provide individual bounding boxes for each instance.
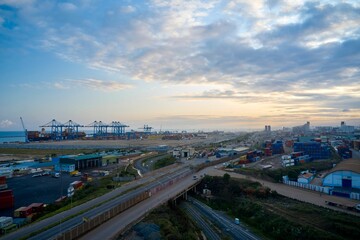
[153,155,176,170]
[137,204,202,239]
[0,148,95,157]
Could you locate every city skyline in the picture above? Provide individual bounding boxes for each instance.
[1,0,360,131]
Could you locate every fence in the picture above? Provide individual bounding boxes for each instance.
[350,192,360,200]
[55,168,193,240]
[283,180,330,194]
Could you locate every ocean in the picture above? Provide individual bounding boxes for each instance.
[0,131,26,143]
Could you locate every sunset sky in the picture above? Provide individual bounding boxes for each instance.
[1,0,359,131]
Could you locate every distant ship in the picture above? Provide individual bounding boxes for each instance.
[27,128,86,142]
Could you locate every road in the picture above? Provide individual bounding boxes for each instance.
[181,202,221,240]
[206,168,360,216]
[80,172,201,239]
[188,197,259,240]
[0,164,190,240]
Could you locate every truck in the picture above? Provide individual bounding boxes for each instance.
[234,218,240,225]
[70,170,81,177]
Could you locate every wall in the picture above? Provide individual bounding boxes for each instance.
[283,180,330,194]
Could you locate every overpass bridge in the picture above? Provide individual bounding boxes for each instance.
[78,172,204,240]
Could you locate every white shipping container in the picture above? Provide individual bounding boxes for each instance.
[281,155,291,160]
[0,217,13,228]
[282,159,294,164]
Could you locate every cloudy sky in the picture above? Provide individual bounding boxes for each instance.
[0,0,359,131]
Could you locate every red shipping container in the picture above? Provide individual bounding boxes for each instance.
[0,176,6,184]
[0,196,14,209]
[0,190,13,197]
[28,203,44,213]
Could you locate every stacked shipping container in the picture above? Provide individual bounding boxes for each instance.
[272,141,284,154]
[336,145,352,159]
[293,142,330,160]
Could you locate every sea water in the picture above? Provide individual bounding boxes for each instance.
[0,131,25,143]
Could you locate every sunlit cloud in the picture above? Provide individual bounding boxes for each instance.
[1,0,359,129]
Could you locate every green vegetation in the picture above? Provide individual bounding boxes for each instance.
[138,204,202,239]
[153,155,176,169]
[197,176,360,240]
[0,148,95,157]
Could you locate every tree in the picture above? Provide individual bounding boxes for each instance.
[223,173,231,184]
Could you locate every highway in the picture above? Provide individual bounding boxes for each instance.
[79,171,203,240]
[0,164,191,240]
[181,202,221,240]
[188,197,259,240]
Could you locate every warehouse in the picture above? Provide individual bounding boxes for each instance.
[59,154,102,171]
[101,155,119,166]
[322,159,360,190]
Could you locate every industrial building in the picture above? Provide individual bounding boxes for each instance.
[323,159,360,190]
[101,155,120,166]
[215,147,249,158]
[298,172,314,184]
[172,147,195,158]
[57,154,102,172]
[292,121,310,134]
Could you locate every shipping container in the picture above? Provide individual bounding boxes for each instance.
[0,190,13,197]
[0,176,6,184]
[70,181,84,190]
[0,196,14,209]
[55,196,67,204]
[0,217,13,228]
[28,203,44,214]
[14,206,32,218]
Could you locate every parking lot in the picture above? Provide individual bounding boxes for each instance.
[0,173,81,217]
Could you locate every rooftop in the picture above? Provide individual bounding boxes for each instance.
[60,154,101,161]
[326,159,360,175]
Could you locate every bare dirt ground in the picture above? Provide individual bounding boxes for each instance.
[0,134,228,150]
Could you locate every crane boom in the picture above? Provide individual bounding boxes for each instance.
[20,117,29,143]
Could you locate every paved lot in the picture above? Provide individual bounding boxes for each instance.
[0,174,81,217]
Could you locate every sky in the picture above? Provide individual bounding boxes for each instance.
[0,0,360,132]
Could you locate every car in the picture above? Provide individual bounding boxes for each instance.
[356,204,360,211]
[32,173,42,178]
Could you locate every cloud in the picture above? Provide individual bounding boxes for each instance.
[0,119,14,128]
[67,78,132,92]
[14,79,132,92]
[121,6,136,13]
[58,2,77,11]
[1,0,360,124]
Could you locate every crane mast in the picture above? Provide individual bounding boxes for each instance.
[20,117,29,143]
